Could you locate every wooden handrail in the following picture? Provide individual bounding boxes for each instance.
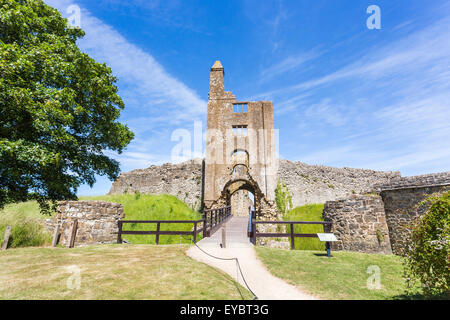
[251,219,332,250]
[117,205,232,245]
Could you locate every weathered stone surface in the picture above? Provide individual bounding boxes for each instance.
[109,158,400,211]
[380,185,450,255]
[53,201,125,247]
[204,61,278,220]
[279,159,400,207]
[109,158,204,211]
[323,195,392,254]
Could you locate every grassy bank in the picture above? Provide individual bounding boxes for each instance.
[0,194,202,247]
[283,204,325,250]
[80,194,202,245]
[0,201,52,248]
[0,244,252,300]
[256,247,424,300]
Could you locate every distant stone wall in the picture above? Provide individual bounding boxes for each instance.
[323,195,392,254]
[109,158,400,210]
[375,172,450,191]
[55,201,124,247]
[380,185,449,255]
[278,159,400,207]
[109,159,203,211]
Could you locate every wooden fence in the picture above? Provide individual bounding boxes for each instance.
[250,219,332,250]
[117,205,232,244]
[202,206,232,237]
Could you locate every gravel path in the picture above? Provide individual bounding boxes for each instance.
[186,217,318,300]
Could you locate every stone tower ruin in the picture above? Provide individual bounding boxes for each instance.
[204,61,278,219]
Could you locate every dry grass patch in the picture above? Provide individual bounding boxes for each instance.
[0,244,252,300]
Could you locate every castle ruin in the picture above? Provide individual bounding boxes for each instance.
[204,61,278,220]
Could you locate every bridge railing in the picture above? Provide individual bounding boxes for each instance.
[203,206,232,237]
[250,219,332,250]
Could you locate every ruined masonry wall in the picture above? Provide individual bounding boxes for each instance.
[380,185,449,254]
[55,201,124,247]
[109,158,399,209]
[323,195,392,254]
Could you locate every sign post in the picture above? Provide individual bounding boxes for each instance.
[317,233,338,258]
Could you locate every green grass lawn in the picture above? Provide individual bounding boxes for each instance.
[0,201,52,248]
[283,204,325,250]
[255,247,425,300]
[0,194,202,247]
[0,244,252,300]
[80,194,203,245]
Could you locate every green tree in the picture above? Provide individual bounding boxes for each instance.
[0,0,134,212]
[403,191,450,297]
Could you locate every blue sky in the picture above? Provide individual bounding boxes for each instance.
[44,0,450,196]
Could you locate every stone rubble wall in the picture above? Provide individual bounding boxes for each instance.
[54,201,125,247]
[278,159,400,207]
[380,185,449,255]
[108,158,204,211]
[323,195,392,254]
[374,172,450,191]
[109,158,400,209]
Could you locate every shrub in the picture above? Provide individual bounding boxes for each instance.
[402,191,450,297]
[275,179,293,218]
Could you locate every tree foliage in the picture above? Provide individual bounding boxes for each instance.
[403,190,450,297]
[0,0,134,212]
[275,179,293,217]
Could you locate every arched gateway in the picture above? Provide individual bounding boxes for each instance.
[203,61,278,221]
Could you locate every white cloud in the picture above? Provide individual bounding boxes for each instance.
[46,0,207,125]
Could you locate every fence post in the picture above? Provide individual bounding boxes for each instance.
[221,224,226,248]
[117,221,123,244]
[52,224,60,247]
[203,210,207,238]
[193,221,198,243]
[210,211,213,229]
[1,226,11,251]
[68,219,78,248]
[252,219,256,245]
[290,223,295,250]
[155,222,160,245]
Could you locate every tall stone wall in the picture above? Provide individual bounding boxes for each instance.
[55,201,124,247]
[279,159,400,207]
[109,158,399,210]
[323,195,392,254]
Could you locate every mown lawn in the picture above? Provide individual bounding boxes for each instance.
[0,244,252,300]
[255,247,425,300]
[283,204,325,250]
[0,194,202,247]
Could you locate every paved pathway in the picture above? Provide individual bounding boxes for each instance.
[186,216,318,300]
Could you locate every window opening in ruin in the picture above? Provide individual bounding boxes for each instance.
[233,103,248,113]
[232,125,247,135]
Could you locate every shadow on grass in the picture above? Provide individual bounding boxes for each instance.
[392,292,450,300]
[313,253,332,257]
